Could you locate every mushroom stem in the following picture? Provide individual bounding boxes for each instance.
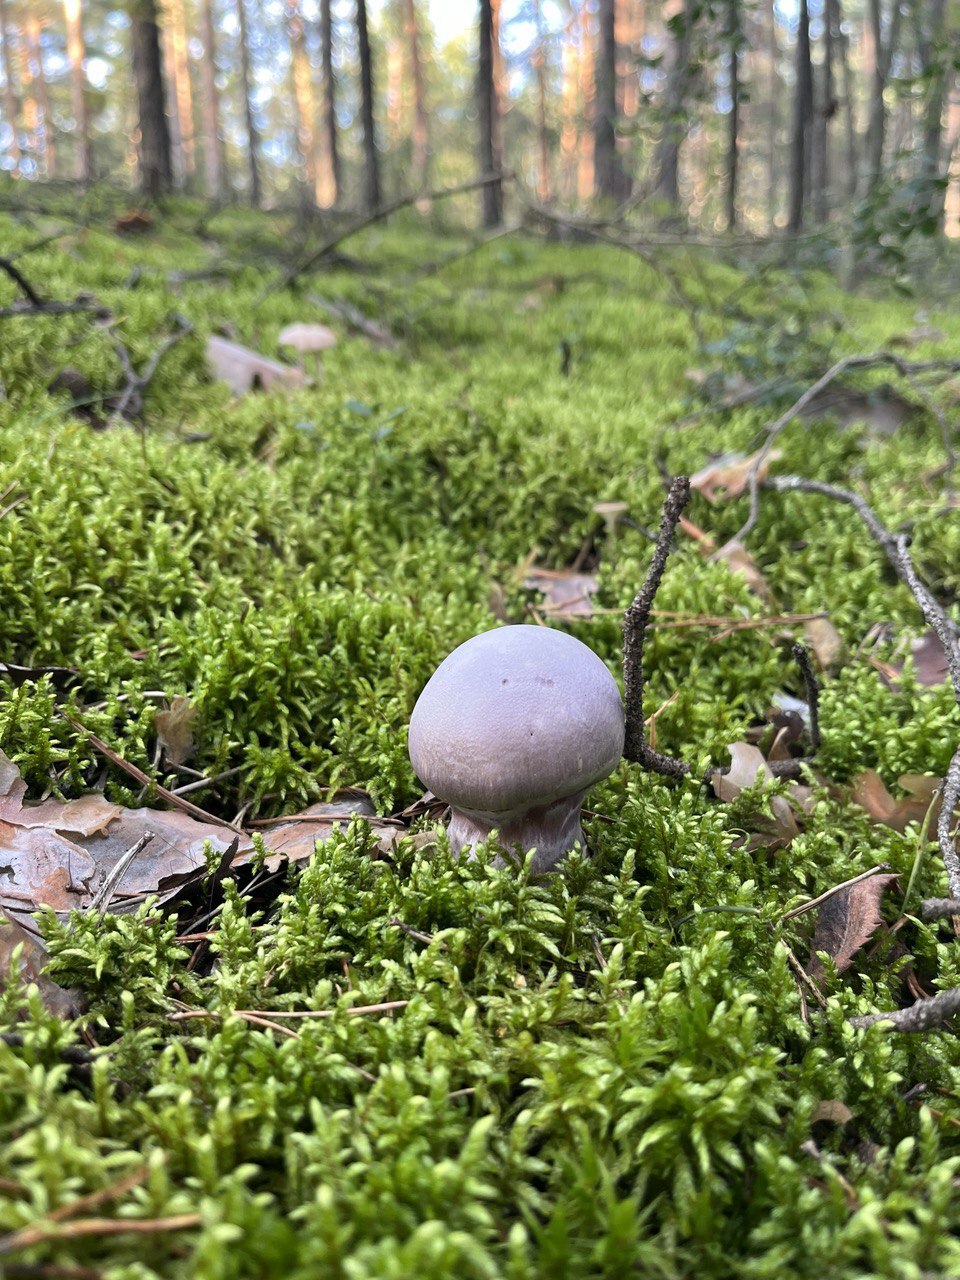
[447,790,589,874]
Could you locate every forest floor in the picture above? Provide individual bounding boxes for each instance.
[1,191,960,1277]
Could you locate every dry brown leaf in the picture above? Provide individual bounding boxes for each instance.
[712,742,799,844]
[804,617,843,670]
[690,449,783,503]
[850,770,942,833]
[811,1099,853,1126]
[114,209,153,234]
[155,696,197,767]
[205,335,306,395]
[524,566,599,618]
[712,540,771,599]
[807,873,899,978]
[799,385,915,436]
[0,910,81,1017]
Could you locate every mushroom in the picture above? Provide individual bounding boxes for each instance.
[408,625,624,872]
[592,500,629,548]
[277,322,337,380]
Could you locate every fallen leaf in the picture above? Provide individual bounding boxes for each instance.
[0,910,81,1017]
[690,449,783,503]
[155,696,197,767]
[712,540,771,599]
[205,335,306,395]
[811,1100,853,1127]
[850,770,942,833]
[712,742,799,844]
[114,209,153,234]
[524,566,599,617]
[804,617,843,669]
[808,873,899,978]
[910,631,952,686]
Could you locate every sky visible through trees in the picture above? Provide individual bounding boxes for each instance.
[0,0,958,237]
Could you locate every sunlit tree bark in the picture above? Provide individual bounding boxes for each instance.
[286,0,317,206]
[26,17,56,178]
[318,0,339,207]
[131,0,173,196]
[0,0,19,172]
[63,0,93,181]
[199,0,225,199]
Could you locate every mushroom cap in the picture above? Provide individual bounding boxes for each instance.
[409,625,624,817]
[277,322,337,352]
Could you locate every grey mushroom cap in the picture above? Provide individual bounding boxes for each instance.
[408,625,624,819]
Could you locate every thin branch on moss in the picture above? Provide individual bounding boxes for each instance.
[791,642,821,754]
[920,897,960,921]
[108,314,193,425]
[0,1213,202,1256]
[781,863,892,922]
[849,986,960,1032]
[0,255,45,306]
[623,477,691,779]
[87,831,155,915]
[274,172,513,292]
[767,476,960,638]
[719,352,960,550]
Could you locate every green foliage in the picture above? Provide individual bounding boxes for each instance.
[2,201,960,1276]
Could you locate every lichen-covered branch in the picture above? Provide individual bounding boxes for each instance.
[849,986,960,1032]
[623,476,690,779]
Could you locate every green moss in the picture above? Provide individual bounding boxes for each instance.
[1,197,960,1276]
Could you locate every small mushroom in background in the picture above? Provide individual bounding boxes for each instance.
[408,625,624,873]
[277,322,337,381]
[593,500,629,549]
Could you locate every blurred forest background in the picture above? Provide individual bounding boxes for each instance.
[0,0,957,244]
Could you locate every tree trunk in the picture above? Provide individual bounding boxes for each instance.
[356,0,380,211]
[63,0,93,181]
[813,0,836,221]
[764,0,778,228]
[595,0,627,199]
[725,0,739,229]
[403,0,428,190]
[917,0,948,223]
[236,0,261,206]
[577,1,594,201]
[166,0,195,183]
[479,0,503,225]
[533,0,550,202]
[318,0,339,206]
[786,0,812,230]
[25,17,56,178]
[0,0,19,172]
[560,8,578,200]
[943,73,960,236]
[835,0,857,200]
[287,0,317,207]
[131,0,173,197]
[655,0,694,209]
[617,0,642,119]
[862,0,902,194]
[199,0,225,199]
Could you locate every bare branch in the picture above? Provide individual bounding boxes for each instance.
[623,477,691,778]
[849,986,960,1032]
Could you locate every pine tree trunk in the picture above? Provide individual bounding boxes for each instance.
[577,2,594,202]
[26,17,56,178]
[560,9,578,201]
[199,0,225,199]
[655,0,693,209]
[403,0,428,190]
[131,0,173,196]
[318,0,339,207]
[835,0,857,200]
[764,0,779,228]
[287,0,317,208]
[595,0,626,199]
[862,0,901,194]
[725,0,739,230]
[166,0,194,182]
[812,0,835,222]
[0,0,19,172]
[236,0,262,206]
[478,0,503,225]
[918,0,947,223]
[63,0,93,181]
[356,0,380,211]
[534,0,550,201]
[786,0,812,230]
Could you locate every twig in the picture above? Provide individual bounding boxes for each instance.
[169,999,408,1022]
[87,832,155,914]
[767,475,960,638]
[781,863,892,922]
[389,917,435,945]
[849,986,960,1032]
[920,897,960,920]
[0,1214,201,1255]
[720,352,960,549]
[622,477,691,778]
[791,642,821,754]
[0,255,44,306]
[171,766,243,796]
[273,172,512,293]
[107,314,193,424]
[65,717,242,833]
